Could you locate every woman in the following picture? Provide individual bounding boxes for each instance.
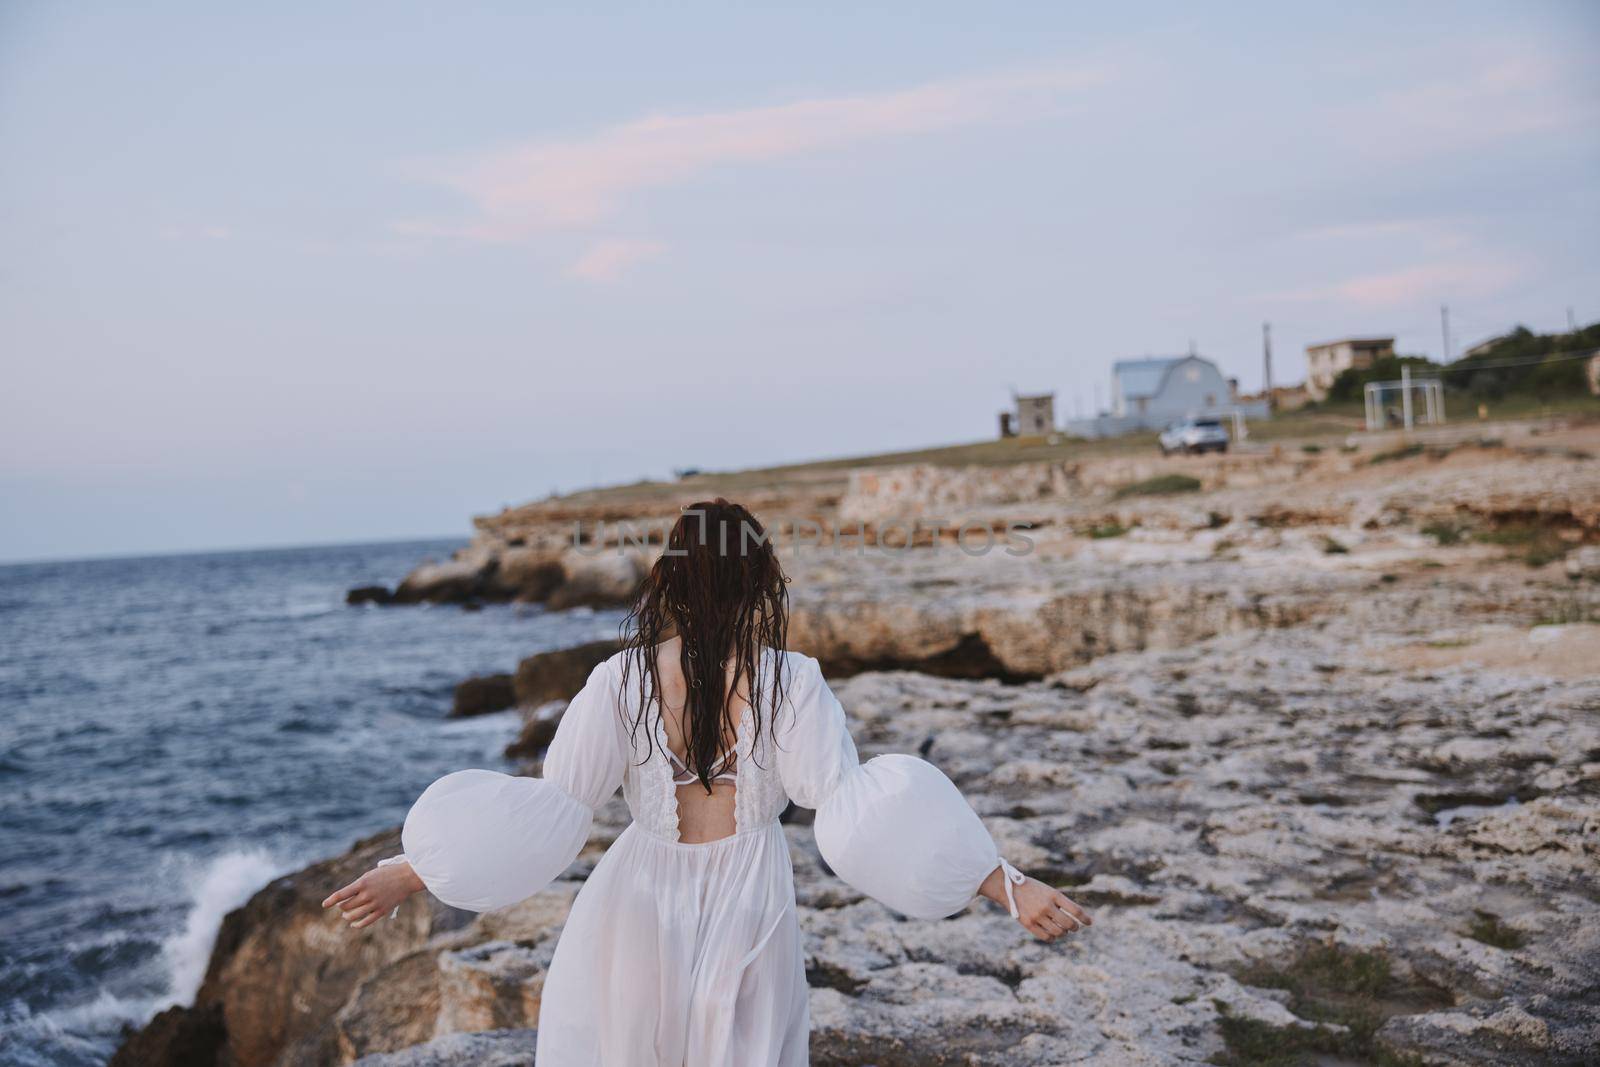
[323,499,1090,1065]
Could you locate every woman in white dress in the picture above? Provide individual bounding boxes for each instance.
[323,499,1091,1066]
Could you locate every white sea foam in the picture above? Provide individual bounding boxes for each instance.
[1,850,286,1063]
[159,847,286,1008]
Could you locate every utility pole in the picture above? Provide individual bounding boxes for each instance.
[1401,363,1414,432]
[1262,321,1273,410]
[1569,306,1577,333]
[1440,305,1451,363]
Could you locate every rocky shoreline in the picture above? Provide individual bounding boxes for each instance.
[119,419,1600,1066]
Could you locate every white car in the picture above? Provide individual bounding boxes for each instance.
[1159,417,1229,455]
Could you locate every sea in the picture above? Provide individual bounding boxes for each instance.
[0,539,623,1066]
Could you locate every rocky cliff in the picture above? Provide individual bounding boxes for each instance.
[122,418,1600,1066]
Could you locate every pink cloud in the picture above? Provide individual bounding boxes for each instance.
[395,65,1109,242]
[565,238,666,283]
[1267,259,1527,309]
[1329,49,1596,160]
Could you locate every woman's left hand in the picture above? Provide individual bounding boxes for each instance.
[980,866,1093,942]
[322,861,424,930]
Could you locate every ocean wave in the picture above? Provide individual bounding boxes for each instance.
[0,990,159,1067]
[157,848,286,1008]
[3,539,622,1065]
[2,846,285,1065]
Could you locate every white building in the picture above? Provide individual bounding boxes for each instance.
[1065,354,1268,438]
[1304,336,1394,401]
[1111,355,1233,419]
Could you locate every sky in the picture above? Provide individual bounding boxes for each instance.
[2,2,1597,562]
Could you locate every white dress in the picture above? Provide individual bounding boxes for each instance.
[379,648,1024,1067]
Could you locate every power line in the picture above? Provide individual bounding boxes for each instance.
[1429,347,1599,374]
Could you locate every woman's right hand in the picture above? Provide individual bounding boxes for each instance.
[322,861,425,930]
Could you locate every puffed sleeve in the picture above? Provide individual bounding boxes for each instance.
[379,655,627,913]
[775,653,1020,920]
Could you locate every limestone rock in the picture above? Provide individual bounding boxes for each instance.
[111,827,473,1067]
[108,1001,225,1067]
[434,939,554,1035]
[116,422,1600,1066]
[392,558,491,605]
[348,1029,538,1067]
[544,549,648,610]
[1565,544,1600,581]
[511,640,620,707]
[449,673,515,718]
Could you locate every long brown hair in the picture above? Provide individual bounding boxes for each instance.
[618,499,789,792]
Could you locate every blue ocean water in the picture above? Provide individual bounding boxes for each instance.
[0,540,623,1066]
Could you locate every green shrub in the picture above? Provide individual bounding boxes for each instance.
[1465,910,1527,950]
[1112,474,1202,500]
[1216,943,1442,1067]
[1474,522,1575,567]
[1421,521,1465,545]
[1327,355,1440,404]
[1450,322,1600,400]
[1369,444,1425,465]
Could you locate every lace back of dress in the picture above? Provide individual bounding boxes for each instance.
[618,645,789,841]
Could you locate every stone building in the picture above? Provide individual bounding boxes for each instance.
[999,392,1056,437]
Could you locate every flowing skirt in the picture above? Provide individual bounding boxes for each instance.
[535,819,810,1066]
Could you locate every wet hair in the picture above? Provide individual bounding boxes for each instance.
[618,499,789,792]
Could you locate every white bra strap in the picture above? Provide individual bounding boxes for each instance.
[997,857,1026,920]
[666,745,738,784]
[671,769,738,786]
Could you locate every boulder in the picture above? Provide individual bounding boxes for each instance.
[450,674,516,718]
[392,559,492,605]
[346,586,393,606]
[111,826,473,1067]
[512,641,621,708]
[488,548,566,602]
[389,547,646,609]
[504,702,566,762]
[1565,544,1600,582]
[433,939,553,1034]
[108,1001,225,1067]
[544,550,647,610]
[330,949,442,1063]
